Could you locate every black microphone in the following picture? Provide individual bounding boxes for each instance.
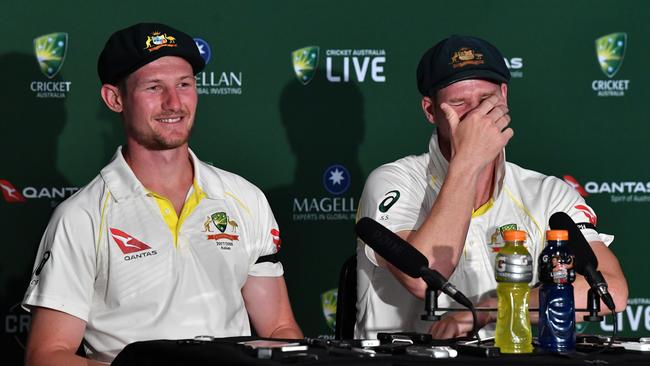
[355,217,473,309]
[549,211,616,311]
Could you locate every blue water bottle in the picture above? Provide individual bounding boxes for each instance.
[538,229,576,352]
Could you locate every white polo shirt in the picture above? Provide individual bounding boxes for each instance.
[23,147,283,362]
[355,132,612,339]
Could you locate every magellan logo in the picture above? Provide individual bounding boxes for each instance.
[323,164,350,195]
[194,38,211,64]
[450,48,484,68]
[31,32,72,98]
[34,32,67,79]
[0,179,77,204]
[194,38,243,96]
[592,32,629,97]
[292,45,386,84]
[564,175,650,203]
[292,46,319,85]
[292,164,356,221]
[144,31,177,52]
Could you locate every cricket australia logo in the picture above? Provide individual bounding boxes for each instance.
[33,32,68,78]
[292,46,319,85]
[204,211,239,248]
[591,32,629,97]
[596,32,626,78]
[144,31,177,52]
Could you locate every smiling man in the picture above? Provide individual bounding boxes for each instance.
[23,23,302,365]
[355,35,628,340]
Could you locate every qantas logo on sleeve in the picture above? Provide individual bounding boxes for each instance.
[271,228,281,251]
[0,180,27,202]
[109,228,152,254]
[575,205,597,226]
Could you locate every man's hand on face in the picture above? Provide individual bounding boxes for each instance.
[440,94,513,171]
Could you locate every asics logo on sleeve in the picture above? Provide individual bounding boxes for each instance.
[110,228,152,254]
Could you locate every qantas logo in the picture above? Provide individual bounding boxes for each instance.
[109,228,152,254]
[575,205,597,226]
[0,179,78,203]
[271,228,281,251]
[0,180,27,202]
[563,175,589,197]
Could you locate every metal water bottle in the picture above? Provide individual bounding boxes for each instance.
[495,230,533,353]
[538,229,576,352]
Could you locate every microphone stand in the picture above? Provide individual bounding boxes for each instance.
[419,282,481,345]
[583,288,603,322]
[421,286,442,322]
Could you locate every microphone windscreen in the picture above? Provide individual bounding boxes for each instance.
[549,211,598,272]
[355,217,428,278]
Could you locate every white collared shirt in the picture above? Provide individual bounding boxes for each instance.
[23,147,282,362]
[355,132,612,339]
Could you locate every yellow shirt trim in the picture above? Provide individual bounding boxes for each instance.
[96,192,112,252]
[149,180,206,247]
[225,191,251,217]
[503,186,544,246]
[472,198,494,218]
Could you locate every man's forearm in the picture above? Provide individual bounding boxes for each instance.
[26,350,107,366]
[269,324,304,339]
[406,159,482,277]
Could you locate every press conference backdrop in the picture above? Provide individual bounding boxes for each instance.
[1,0,648,362]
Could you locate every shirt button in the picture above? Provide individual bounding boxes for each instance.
[164,208,171,215]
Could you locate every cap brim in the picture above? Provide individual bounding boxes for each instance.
[432,69,508,92]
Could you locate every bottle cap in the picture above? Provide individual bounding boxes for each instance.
[503,230,526,241]
[546,230,568,241]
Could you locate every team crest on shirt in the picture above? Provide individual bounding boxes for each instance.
[488,223,517,252]
[203,211,239,250]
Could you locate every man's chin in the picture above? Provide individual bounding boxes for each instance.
[139,137,189,151]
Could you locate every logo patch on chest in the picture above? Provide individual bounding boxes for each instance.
[203,211,239,250]
[110,228,158,261]
[488,223,518,252]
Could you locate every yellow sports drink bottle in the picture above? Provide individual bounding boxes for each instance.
[494,230,533,353]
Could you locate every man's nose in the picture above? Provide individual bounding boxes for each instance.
[162,88,181,111]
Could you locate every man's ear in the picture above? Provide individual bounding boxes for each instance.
[100,84,124,113]
[421,96,436,125]
[501,83,508,102]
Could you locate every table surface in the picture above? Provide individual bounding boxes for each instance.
[111,337,650,366]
